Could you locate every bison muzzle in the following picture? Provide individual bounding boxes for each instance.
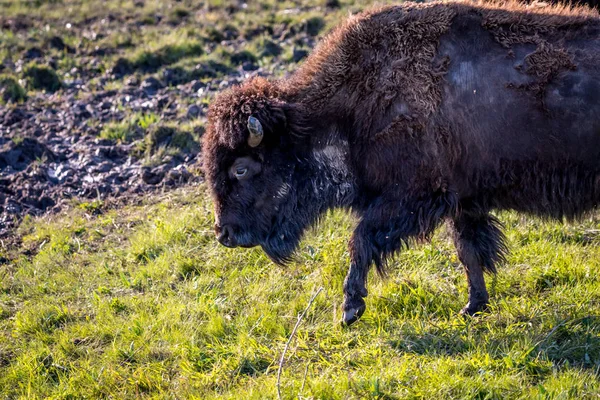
[202,0,600,325]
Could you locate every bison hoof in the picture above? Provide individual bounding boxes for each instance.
[342,303,366,326]
[459,301,489,317]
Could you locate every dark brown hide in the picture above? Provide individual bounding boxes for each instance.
[203,1,600,325]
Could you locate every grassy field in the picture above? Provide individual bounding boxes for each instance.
[1,186,600,398]
[2,0,600,398]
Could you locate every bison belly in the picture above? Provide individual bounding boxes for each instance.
[435,14,600,218]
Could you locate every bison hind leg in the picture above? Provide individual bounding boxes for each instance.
[450,212,508,316]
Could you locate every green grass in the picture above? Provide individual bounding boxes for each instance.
[0,73,27,104]
[2,186,600,398]
[22,63,62,93]
[2,0,600,397]
[0,0,391,94]
[129,41,204,72]
[99,112,161,144]
[140,122,201,167]
[98,112,202,165]
[99,120,142,143]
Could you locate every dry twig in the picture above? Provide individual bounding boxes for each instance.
[276,287,323,400]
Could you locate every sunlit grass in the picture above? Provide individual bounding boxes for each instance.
[2,0,600,397]
[2,186,599,398]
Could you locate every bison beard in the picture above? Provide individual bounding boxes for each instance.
[203,1,600,326]
[262,145,357,264]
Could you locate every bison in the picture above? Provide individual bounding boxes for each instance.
[202,0,600,325]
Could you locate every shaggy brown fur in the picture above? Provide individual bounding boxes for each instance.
[508,41,577,105]
[203,0,600,326]
[284,3,456,118]
[279,0,598,119]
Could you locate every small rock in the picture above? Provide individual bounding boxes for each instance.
[82,174,100,184]
[292,48,309,63]
[0,137,55,171]
[46,167,58,183]
[23,47,43,60]
[261,40,282,57]
[73,103,92,119]
[94,161,114,173]
[190,80,205,92]
[187,104,201,119]
[55,164,74,183]
[47,36,75,53]
[4,201,21,215]
[140,166,165,185]
[125,76,139,86]
[110,58,133,78]
[170,164,191,181]
[140,77,163,95]
[162,67,189,86]
[242,61,259,72]
[3,108,29,126]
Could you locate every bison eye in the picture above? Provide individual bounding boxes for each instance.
[234,167,248,179]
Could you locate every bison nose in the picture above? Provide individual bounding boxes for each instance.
[215,224,237,248]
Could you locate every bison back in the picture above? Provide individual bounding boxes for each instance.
[436,11,600,217]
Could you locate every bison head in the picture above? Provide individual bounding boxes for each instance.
[202,78,354,263]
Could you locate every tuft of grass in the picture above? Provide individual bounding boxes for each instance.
[22,63,61,93]
[228,49,258,66]
[161,64,223,85]
[304,16,326,36]
[136,122,200,166]
[168,7,191,24]
[99,112,160,143]
[77,200,104,214]
[137,112,160,130]
[14,305,73,335]
[130,42,204,72]
[0,74,27,104]
[99,120,141,143]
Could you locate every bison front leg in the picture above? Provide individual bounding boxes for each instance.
[450,212,507,316]
[342,194,450,325]
[341,267,368,325]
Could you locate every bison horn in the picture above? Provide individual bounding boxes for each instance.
[247,116,264,147]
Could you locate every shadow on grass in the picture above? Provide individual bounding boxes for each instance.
[388,315,600,371]
[388,323,471,356]
[536,316,600,369]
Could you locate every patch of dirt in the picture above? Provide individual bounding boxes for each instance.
[0,79,210,237]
